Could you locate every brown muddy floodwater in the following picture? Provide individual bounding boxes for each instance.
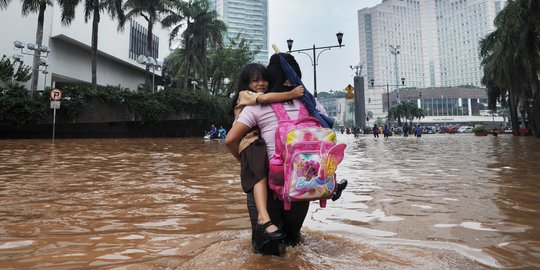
[0,134,539,269]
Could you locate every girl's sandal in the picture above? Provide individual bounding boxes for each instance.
[258,221,286,240]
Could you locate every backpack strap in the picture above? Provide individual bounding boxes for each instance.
[270,103,290,121]
[270,101,310,121]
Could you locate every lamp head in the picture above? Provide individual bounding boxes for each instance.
[336,32,343,46]
[370,79,374,86]
[401,77,405,85]
[12,54,23,62]
[286,39,293,52]
[13,41,25,49]
[26,43,38,51]
[39,45,50,53]
[136,55,148,65]
[147,57,157,66]
[38,58,48,66]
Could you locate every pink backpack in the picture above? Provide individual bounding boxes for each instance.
[268,102,346,210]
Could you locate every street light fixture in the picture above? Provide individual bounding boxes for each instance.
[191,80,198,91]
[13,40,51,93]
[12,54,23,63]
[389,45,401,103]
[369,78,406,125]
[137,55,163,92]
[286,32,345,98]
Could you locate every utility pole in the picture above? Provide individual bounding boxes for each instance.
[389,45,401,103]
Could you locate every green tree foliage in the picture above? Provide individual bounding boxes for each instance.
[162,0,226,91]
[167,35,255,96]
[123,0,172,91]
[2,0,53,96]
[389,101,425,126]
[0,55,32,86]
[479,0,540,137]
[0,55,41,126]
[0,0,10,9]
[0,86,46,126]
[40,85,231,123]
[207,37,257,96]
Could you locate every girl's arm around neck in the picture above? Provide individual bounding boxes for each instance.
[256,86,304,104]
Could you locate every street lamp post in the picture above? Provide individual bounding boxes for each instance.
[13,40,50,95]
[137,55,163,92]
[369,79,406,125]
[419,91,422,109]
[286,32,344,98]
[191,80,198,91]
[389,45,401,103]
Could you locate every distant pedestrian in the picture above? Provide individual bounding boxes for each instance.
[403,124,409,137]
[415,125,423,137]
[373,124,379,138]
[352,125,360,138]
[383,125,390,138]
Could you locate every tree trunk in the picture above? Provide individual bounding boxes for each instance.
[91,3,100,91]
[202,45,208,92]
[146,21,154,91]
[183,17,191,91]
[509,93,520,135]
[30,3,47,97]
[532,91,540,137]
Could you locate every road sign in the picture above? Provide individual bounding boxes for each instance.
[50,101,61,109]
[50,89,62,101]
[345,84,354,99]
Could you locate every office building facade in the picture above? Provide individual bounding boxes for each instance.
[357,0,504,120]
[0,2,170,91]
[212,0,268,64]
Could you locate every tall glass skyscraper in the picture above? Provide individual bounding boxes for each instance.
[357,0,504,118]
[212,0,268,64]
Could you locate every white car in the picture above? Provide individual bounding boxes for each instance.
[458,126,474,133]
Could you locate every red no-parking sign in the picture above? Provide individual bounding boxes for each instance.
[50,89,62,101]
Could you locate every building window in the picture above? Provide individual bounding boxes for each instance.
[129,20,159,60]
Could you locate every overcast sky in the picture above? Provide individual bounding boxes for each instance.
[267,0,381,94]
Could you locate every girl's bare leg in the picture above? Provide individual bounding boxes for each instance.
[253,177,278,232]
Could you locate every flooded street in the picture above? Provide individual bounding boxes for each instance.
[0,134,539,269]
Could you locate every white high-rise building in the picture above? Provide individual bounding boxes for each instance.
[212,0,268,64]
[358,0,504,119]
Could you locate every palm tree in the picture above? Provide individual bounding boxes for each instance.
[123,0,171,90]
[388,105,402,125]
[1,0,53,96]
[0,0,10,9]
[57,0,125,91]
[389,101,424,127]
[365,110,373,119]
[479,0,540,137]
[162,0,226,91]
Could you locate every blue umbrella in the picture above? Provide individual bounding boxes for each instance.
[278,53,335,128]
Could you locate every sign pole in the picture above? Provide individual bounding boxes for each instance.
[52,108,56,140]
[49,88,63,141]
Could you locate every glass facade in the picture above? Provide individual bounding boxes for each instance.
[212,0,268,64]
[357,0,503,119]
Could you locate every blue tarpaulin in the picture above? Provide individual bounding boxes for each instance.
[278,53,335,128]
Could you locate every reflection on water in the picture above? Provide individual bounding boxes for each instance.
[0,135,538,269]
